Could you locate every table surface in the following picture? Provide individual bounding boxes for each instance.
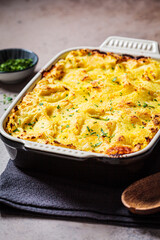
[0,0,160,239]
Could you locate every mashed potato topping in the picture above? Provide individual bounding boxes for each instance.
[5,49,160,155]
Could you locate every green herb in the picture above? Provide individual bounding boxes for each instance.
[7,97,13,102]
[91,141,102,148]
[87,126,91,132]
[66,124,70,128]
[90,132,96,135]
[153,99,157,101]
[28,122,35,126]
[112,77,117,82]
[110,107,113,111]
[148,105,155,109]
[13,128,20,132]
[39,103,43,106]
[101,128,108,137]
[100,100,103,102]
[143,103,148,108]
[88,52,92,56]
[94,104,98,107]
[57,105,60,109]
[0,58,33,72]
[120,92,122,96]
[104,118,110,121]
[2,94,13,104]
[66,94,68,97]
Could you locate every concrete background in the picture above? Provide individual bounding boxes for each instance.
[0,0,160,239]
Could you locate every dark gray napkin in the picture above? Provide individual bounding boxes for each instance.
[0,157,160,228]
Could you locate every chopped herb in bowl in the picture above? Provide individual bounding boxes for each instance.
[0,58,33,72]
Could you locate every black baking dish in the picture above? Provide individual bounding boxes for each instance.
[0,36,160,186]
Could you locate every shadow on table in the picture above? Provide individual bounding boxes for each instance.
[0,71,39,93]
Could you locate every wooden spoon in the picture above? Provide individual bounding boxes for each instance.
[121,172,160,215]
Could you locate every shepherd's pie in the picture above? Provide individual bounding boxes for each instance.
[5,49,160,155]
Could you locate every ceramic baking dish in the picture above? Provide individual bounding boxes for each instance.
[0,36,160,185]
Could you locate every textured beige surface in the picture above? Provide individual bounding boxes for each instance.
[0,0,160,239]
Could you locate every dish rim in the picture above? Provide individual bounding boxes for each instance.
[0,36,160,159]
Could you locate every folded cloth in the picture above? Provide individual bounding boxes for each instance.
[0,154,160,228]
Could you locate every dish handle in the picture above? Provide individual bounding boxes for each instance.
[100,36,160,57]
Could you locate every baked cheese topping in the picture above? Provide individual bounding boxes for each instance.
[5,49,160,155]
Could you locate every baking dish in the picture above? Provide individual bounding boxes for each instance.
[0,36,160,185]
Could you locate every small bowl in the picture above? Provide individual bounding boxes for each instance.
[0,48,38,84]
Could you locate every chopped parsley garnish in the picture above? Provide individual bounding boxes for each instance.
[7,97,13,102]
[28,122,35,126]
[57,105,60,109]
[94,104,98,107]
[112,77,117,82]
[91,141,102,148]
[13,128,20,132]
[143,103,148,108]
[0,58,33,72]
[2,94,14,105]
[88,52,92,56]
[66,124,70,128]
[87,126,91,132]
[90,132,96,135]
[101,128,108,137]
[39,103,43,106]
